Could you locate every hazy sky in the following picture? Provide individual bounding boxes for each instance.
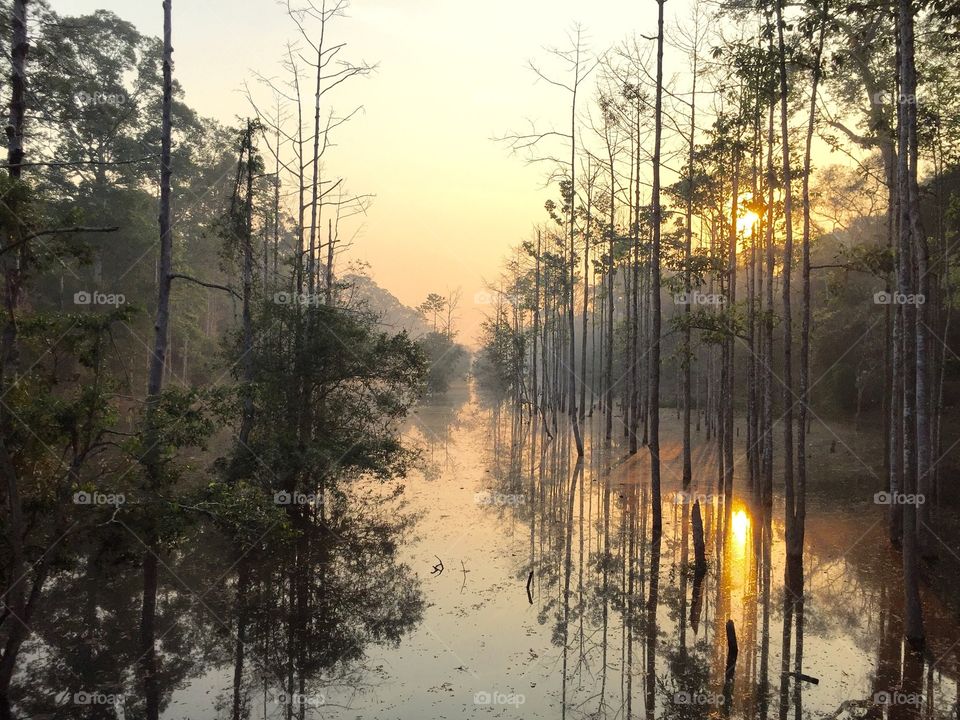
[58,0,705,345]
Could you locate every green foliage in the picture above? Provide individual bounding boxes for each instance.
[416,330,467,395]
[475,307,525,395]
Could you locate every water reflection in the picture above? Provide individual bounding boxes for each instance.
[16,482,424,719]
[473,389,960,719]
[14,386,960,719]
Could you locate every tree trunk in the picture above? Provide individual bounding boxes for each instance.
[682,38,698,488]
[897,0,924,648]
[649,0,666,539]
[775,0,798,559]
[139,4,175,719]
[580,171,591,423]
[797,0,828,570]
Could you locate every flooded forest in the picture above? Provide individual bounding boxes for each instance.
[1,0,959,718]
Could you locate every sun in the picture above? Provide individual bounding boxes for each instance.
[737,209,759,237]
[734,192,760,237]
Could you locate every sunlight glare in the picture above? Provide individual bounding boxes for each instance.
[737,209,759,237]
[731,508,750,549]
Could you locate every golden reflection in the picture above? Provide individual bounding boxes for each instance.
[731,508,750,550]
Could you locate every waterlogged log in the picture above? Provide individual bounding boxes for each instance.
[723,619,739,713]
[689,563,706,632]
[783,671,820,685]
[725,619,739,679]
[692,500,707,572]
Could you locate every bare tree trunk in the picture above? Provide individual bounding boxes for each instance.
[239,120,256,447]
[568,36,584,458]
[649,0,666,539]
[307,24,326,296]
[682,35,698,488]
[775,0,798,560]
[725,141,739,499]
[533,231,541,424]
[606,152,616,442]
[325,218,335,304]
[273,105,281,290]
[897,0,924,647]
[139,5,175,719]
[762,97,775,507]
[580,169,591,423]
[797,0,828,572]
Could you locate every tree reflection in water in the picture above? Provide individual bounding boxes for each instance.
[479,397,960,720]
[16,485,424,719]
[16,388,960,719]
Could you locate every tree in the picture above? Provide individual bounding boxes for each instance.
[137,3,174,718]
[417,292,447,333]
[649,0,666,539]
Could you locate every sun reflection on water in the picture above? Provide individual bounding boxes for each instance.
[731,508,750,553]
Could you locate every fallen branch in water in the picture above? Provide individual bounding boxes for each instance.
[782,671,820,685]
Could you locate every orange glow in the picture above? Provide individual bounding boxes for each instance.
[734,192,759,238]
[731,508,750,551]
[737,209,759,237]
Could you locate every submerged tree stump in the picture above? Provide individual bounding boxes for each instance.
[725,619,739,680]
[692,500,707,573]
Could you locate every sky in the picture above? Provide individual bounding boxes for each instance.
[56,0,728,346]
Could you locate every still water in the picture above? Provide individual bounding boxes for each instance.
[21,383,960,719]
